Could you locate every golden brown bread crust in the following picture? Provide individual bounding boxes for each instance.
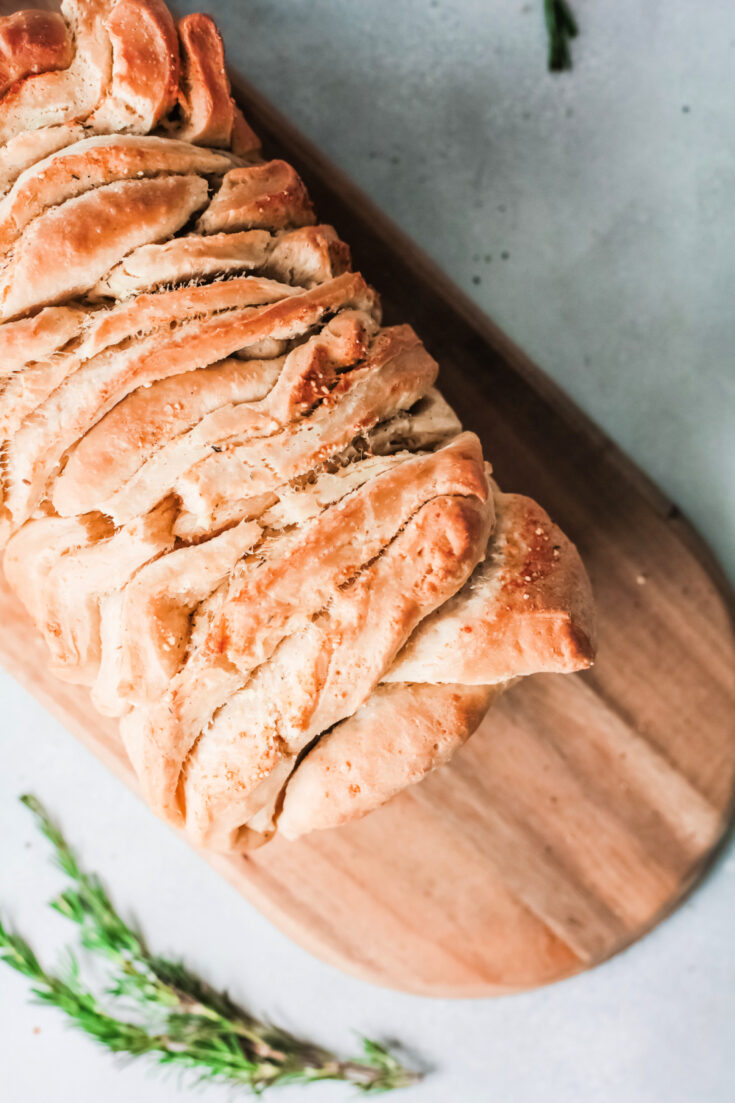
[0,0,113,144]
[40,498,177,683]
[0,123,84,194]
[169,326,437,537]
[143,489,492,848]
[0,173,210,319]
[89,224,350,300]
[0,10,73,96]
[104,0,179,126]
[384,486,596,685]
[55,355,281,511]
[212,433,489,675]
[0,136,233,253]
[268,224,351,286]
[2,272,379,535]
[0,304,84,377]
[197,161,317,234]
[0,0,596,851]
[4,512,112,627]
[277,682,503,840]
[172,13,242,149]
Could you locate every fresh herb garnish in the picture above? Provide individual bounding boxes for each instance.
[0,795,418,1094]
[544,0,579,71]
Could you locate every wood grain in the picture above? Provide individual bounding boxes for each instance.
[1,25,734,995]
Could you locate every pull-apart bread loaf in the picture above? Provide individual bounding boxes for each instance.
[0,0,596,851]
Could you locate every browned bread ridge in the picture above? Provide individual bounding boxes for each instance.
[0,9,73,96]
[0,0,595,851]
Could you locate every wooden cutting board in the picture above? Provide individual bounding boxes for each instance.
[1,55,735,997]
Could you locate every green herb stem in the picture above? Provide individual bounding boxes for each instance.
[0,796,419,1094]
[544,0,579,71]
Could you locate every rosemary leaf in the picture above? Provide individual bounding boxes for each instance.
[1,795,419,1094]
[544,0,579,72]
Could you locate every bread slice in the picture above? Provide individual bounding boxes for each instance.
[277,682,504,842]
[0,10,73,98]
[384,485,596,685]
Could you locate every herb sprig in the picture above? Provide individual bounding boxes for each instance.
[544,0,579,71]
[0,795,418,1095]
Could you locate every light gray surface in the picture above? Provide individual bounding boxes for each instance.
[2,1,734,1100]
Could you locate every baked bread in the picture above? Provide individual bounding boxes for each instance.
[0,0,596,851]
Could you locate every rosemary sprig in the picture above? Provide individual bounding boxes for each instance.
[544,0,579,71]
[0,795,419,1094]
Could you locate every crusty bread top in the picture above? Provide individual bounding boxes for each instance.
[384,484,596,685]
[0,0,596,851]
[276,682,503,844]
[0,10,73,97]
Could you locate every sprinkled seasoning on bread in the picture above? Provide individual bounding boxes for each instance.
[0,0,595,851]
